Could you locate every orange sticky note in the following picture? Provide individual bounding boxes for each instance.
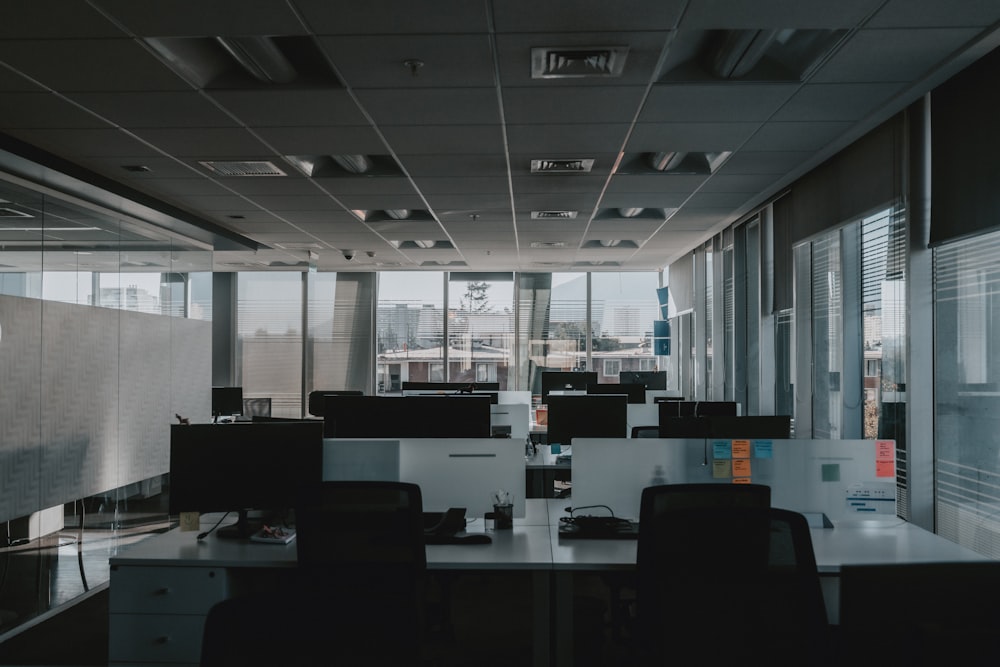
[876,460,895,478]
[732,439,751,458]
[732,477,752,484]
[732,458,752,477]
[876,440,895,460]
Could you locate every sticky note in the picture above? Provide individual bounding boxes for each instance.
[876,460,895,478]
[712,459,732,479]
[712,440,732,459]
[179,511,200,532]
[732,477,752,484]
[876,440,895,460]
[732,439,751,458]
[753,440,773,459]
[732,458,752,477]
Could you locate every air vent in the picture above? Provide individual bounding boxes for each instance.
[199,160,287,177]
[530,241,568,249]
[531,211,578,220]
[273,242,323,250]
[0,207,33,218]
[531,159,595,173]
[285,154,404,178]
[531,46,629,79]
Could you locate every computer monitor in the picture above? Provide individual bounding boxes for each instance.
[212,386,244,419]
[707,415,791,438]
[401,381,500,404]
[619,370,667,390]
[659,401,739,418]
[541,371,598,403]
[323,395,492,438]
[308,390,363,417]
[586,383,646,404]
[546,394,628,447]
[168,421,324,538]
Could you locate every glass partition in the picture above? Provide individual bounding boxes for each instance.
[0,175,212,634]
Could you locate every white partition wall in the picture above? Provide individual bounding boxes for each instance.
[571,438,897,522]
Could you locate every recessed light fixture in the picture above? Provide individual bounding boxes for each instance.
[531,159,595,173]
[121,164,151,173]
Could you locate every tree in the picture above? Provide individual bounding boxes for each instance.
[460,281,491,313]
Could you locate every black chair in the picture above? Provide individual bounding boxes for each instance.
[293,481,427,666]
[634,488,829,666]
[630,425,660,438]
[200,595,322,667]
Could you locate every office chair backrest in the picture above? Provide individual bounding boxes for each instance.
[293,481,427,666]
[635,488,827,666]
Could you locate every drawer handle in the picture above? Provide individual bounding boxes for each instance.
[155,636,170,645]
[154,587,171,595]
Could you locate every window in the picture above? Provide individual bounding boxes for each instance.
[638,358,657,372]
[934,229,1000,558]
[376,272,444,394]
[448,275,513,388]
[603,359,621,377]
[476,363,493,383]
[236,272,303,418]
[591,271,661,384]
[429,362,444,382]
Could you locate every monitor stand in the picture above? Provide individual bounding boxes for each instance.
[215,510,260,539]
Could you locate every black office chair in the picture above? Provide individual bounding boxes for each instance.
[634,488,829,666]
[200,595,324,667]
[294,481,428,666]
[630,425,660,438]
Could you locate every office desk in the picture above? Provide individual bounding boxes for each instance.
[108,503,554,667]
[108,499,987,667]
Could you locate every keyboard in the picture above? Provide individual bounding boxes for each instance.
[558,516,639,540]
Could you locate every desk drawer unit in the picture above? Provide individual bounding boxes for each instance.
[109,565,229,665]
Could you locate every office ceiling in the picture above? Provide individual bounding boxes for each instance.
[0,0,998,273]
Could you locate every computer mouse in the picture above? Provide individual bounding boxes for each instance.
[457,534,492,544]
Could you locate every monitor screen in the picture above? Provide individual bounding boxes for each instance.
[324,395,492,438]
[546,394,628,446]
[707,415,792,438]
[168,421,324,538]
[212,386,244,417]
[586,383,646,404]
[308,390,363,417]
[659,401,738,418]
[541,371,598,403]
[619,371,667,390]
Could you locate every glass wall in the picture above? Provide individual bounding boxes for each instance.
[590,272,661,383]
[934,230,1000,558]
[0,176,212,634]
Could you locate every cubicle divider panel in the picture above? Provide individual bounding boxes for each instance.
[571,438,897,523]
[491,402,529,441]
[399,438,527,520]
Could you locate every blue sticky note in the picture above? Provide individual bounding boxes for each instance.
[550,442,561,454]
[712,439,731,459]
[753,440,773,459]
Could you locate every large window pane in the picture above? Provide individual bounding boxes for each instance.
[519,272,588,396]
[236,272,303,417]
[590,272,661,383]
[811,231,843,438]
[376,272,444,393]
[447,275,514,388]
[934,230,1000,558]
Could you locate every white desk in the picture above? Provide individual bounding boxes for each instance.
[108,499,987,667]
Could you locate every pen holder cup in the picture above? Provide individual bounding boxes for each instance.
[493,503,514,530]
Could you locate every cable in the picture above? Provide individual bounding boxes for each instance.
[197,512,232,540]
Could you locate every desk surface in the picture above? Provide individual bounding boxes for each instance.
[110,499,987,574]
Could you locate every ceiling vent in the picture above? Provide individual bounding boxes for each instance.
[531,159,595,173]
[199,160,287,177]
[0,207,33,218]
[595,207,677,221]
[616,152,731,176]
[582,239,639,249]
[531,210,578,220]
[531,46,629,79]
[354,209,434,223]
[530,241,568,249]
